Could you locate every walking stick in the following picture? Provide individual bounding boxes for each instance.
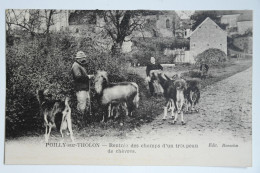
[87,55,94,117]
[89,77,92,117]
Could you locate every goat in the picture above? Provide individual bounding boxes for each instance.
[94,71,140,122]
[185,79,200,112]
[36,90,74,143]
[155,72,187,125]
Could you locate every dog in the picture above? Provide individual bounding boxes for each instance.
[36,90,74,143]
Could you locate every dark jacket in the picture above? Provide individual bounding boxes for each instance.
[71,61,89,91]
[146,63,163,77]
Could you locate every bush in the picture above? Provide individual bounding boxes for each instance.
[131,37,189,65]
[5,33,137,137]
[195,48,228,66]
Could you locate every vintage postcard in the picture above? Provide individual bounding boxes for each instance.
[5,9,252,166]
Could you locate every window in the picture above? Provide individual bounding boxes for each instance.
[166,19,170,28]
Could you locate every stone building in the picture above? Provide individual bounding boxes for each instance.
[219,10,252,36]
[49,10,70,32]
[58,10,181,53]
[122,11,181,52]
[236,12,253,34]
[220,14,240,28]
[189,17,227,62]
[237,21,252,35]
[131,11,180,38]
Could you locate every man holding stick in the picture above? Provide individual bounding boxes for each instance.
[71,51,94,124]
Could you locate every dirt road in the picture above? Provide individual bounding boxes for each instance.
[129,66,252,142]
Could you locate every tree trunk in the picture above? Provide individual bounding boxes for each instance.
[111,42,123,56]
[46,10,54,36]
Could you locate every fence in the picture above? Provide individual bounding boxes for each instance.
[164,48,195,64]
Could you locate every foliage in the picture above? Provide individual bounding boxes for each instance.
[131,37,189,65]
[5,33,138,137]
[227,37,243,52]
[97,10,145,54]
[182,70,202,78]
[195,48,228,66]
[190,11,228,30]
[6,9,60,37]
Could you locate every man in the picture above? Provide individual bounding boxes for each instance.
[146,56,163,96]
[200,63,209,80]
[71,51,94,122]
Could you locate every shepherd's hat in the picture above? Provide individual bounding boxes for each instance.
[76,51,87,59]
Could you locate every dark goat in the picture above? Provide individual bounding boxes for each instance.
[156,73,187,125]
[185,79,200,112]
[37,90,74,143]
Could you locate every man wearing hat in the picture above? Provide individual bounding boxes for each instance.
[71,51,94,121]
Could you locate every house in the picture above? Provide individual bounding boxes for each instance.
[220,14,240,28]
[189,17,227,63]
[122,11,181,52]
[49,10,70,32]
[219,10,252,35]
[236,11,253,34]
[174,19,191,38]
[65,10,181,52]
[131,10,180,38]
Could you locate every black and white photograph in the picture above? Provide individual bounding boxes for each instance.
[4,9,253,166]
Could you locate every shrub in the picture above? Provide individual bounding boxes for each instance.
[5,33,138,137]
[181,70,201,79]
[131,37,189,65]
[195,48,228,66]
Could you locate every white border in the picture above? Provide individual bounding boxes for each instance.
[0,0,259,172]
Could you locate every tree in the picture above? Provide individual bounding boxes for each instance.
[190,11,227,31]
[5,9,60,37]
[42,10,61,35]
[97,10,145,55]
[6,9,42,37]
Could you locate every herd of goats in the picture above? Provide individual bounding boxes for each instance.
[37,64,209,143]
